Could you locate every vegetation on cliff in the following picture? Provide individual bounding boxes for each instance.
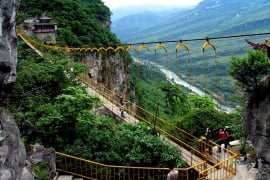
[229,49,270,94]
[11,41,187,168]
[18,0,120,47]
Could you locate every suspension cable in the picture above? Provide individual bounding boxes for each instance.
[122,32,270,46]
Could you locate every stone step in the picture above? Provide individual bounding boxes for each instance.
[57,175,74,180]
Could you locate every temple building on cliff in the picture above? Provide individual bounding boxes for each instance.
[24,13,57,44]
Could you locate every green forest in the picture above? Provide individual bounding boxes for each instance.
[12,0,270,178]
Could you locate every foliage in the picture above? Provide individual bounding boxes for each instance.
[66,122,186,168]
[12,42,187,167]
[159,81,189,116]
[114,123,185,167]
[129,62,191,122]
[130,61,242,141]
[35,86,100,150]
[181,105,218,137]
[32,162,50,180]
[18,0,120,47]
[229,49,270,93]
[227,108,244,140]
[179,94,244,138]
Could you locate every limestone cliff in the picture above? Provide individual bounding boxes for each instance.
[0,0,30,179]
[243,75,270,180]
[0,0,19,106]
[0,0,56,179]
[86,52,129,97]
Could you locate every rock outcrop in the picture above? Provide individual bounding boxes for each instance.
[86,52,128,97]
[26,144,57,180]
[0,1,57,179]
[0,0,31,179]
[243,75,270,180]
[0,0,18,82]
[0,0,19,105]
[0,108,32,179]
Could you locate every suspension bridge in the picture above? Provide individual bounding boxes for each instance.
[18,29,238,180]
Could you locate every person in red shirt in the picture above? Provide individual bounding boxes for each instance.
[218,128,229,152]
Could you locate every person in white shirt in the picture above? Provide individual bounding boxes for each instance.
[167,166,178,180]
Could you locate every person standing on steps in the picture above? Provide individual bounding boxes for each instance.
[120,97,127,118]
[167,165,178,180]
[120,105,126,118]
[217,128,229,152]
[205,127,213,154]
[120,97,127,106]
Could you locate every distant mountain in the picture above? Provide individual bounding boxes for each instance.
[111,5,193,21]
[111,0,270,107]
[111,6,193,42]
[112,0,270,42]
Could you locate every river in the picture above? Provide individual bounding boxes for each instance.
[133,57,235,113]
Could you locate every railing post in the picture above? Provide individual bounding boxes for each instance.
[199,137,206,153]
[106,166,109,180]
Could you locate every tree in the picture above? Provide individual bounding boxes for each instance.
[180,95,219,137]
[36,86,100,150]
[229,50,270,93]
[18,0,119,48]
[10,42,85,146]
[159,81,189,116]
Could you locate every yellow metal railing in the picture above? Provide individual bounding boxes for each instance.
[55,151,205,180]
[82,76,207,160]
[81,76,238,178]
[20,31,238,180]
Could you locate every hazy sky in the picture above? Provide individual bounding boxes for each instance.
[102,0,203,9]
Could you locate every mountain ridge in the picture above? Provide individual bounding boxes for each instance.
[112,0,270,42]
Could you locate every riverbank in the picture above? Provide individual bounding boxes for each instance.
[133,57,235,113]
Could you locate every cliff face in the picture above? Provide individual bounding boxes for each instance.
[0,0,19,106]
[85,52,128,97]
[0,0,18,82]
[243,75,270,180]
[0,0,30,179]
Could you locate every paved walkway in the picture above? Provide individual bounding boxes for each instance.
[85,87,139,124]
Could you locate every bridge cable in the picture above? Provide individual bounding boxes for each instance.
[175,40,191,130]
[202,37,219,129]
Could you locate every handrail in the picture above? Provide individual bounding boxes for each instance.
[55,150,206,180]
[81,76,238,167]
[20,31,237,180]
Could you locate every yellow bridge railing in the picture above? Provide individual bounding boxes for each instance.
[56,151,205,180]
[80,76,238,179]
[20,30,238,180]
